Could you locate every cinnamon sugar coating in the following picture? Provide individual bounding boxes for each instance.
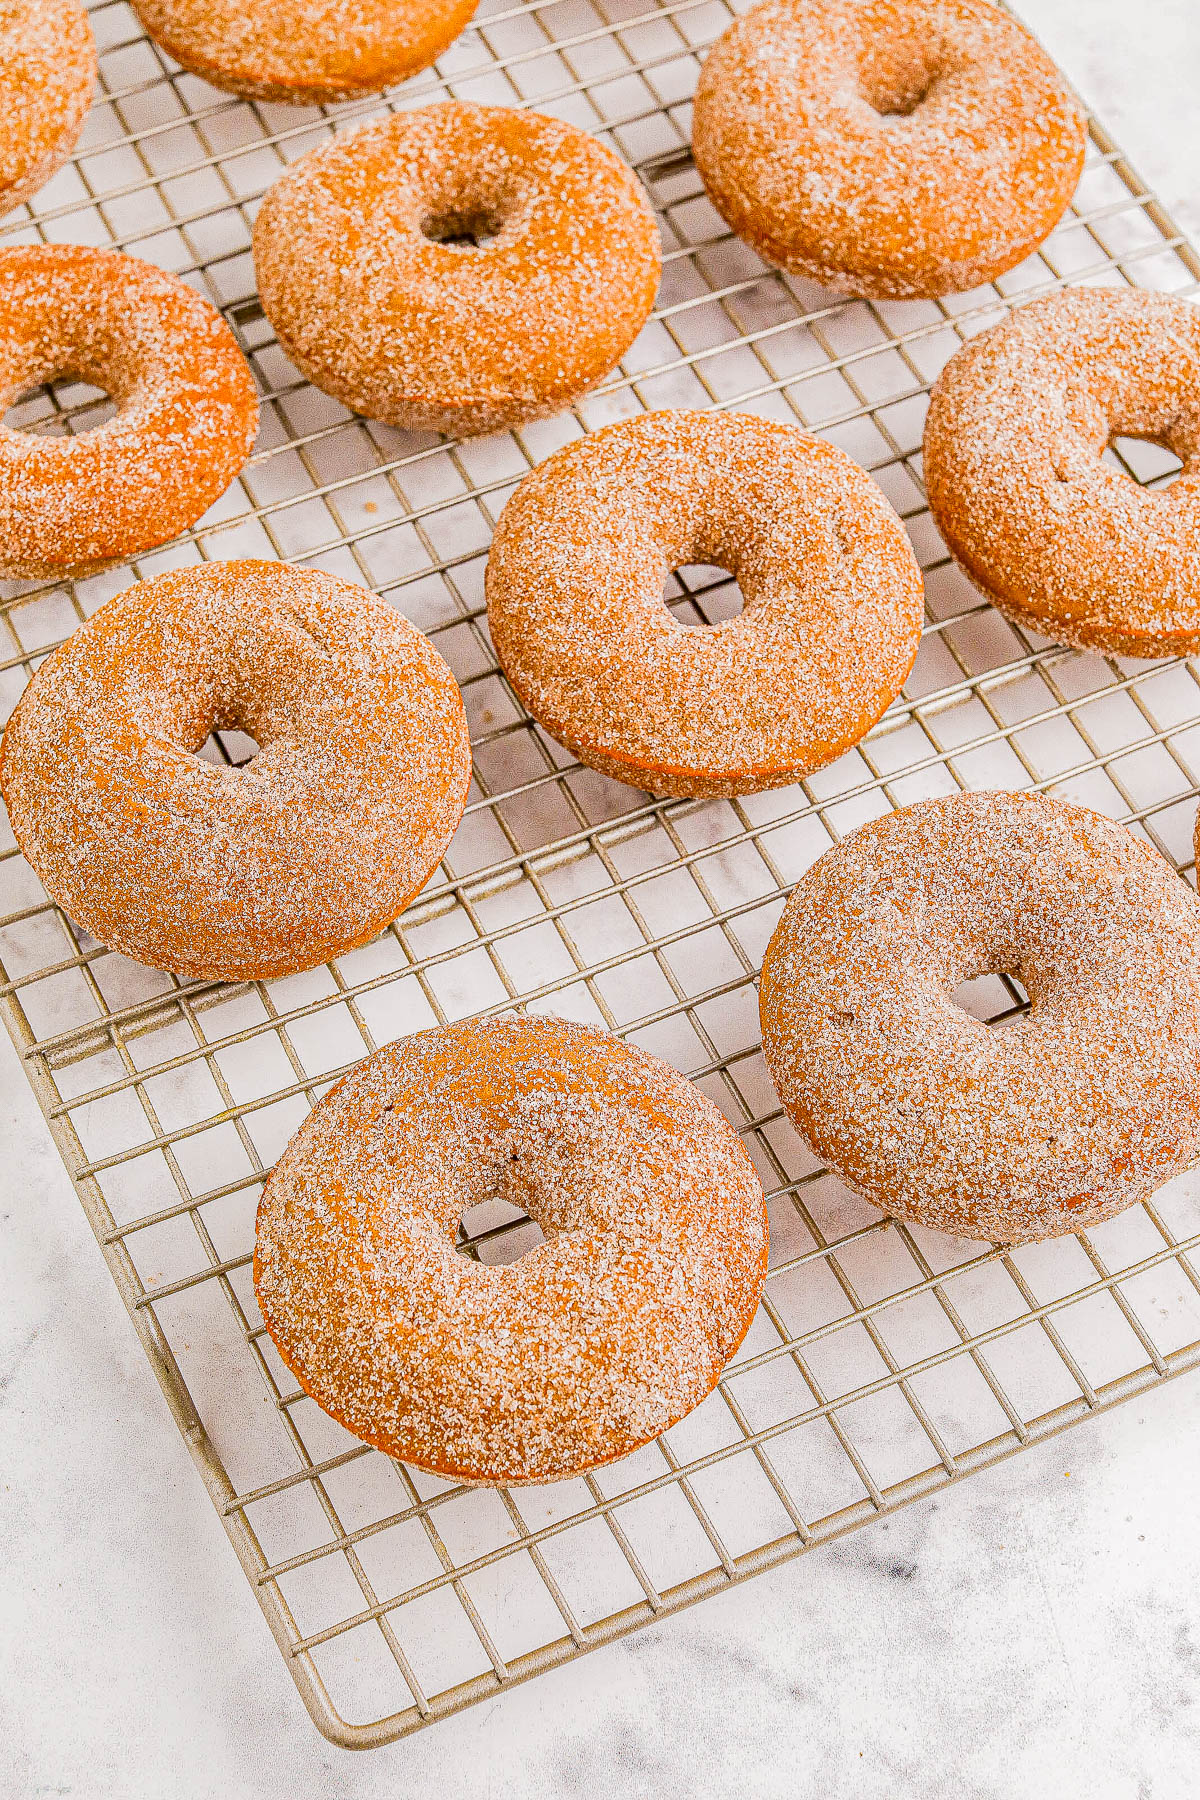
[131,0,476,103]
[0,0,95,217]
[486,409,924,797]
[0,245,259,579]
[760,790,1200,1245]
[0,560,471,981]
[692,0,1086,299]
[252,102,661,437]
[254,1014,769,1485]
[924,286,1200,657]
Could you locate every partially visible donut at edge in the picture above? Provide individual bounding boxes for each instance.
[923,285,1200,658]
[130,0,478,103]
[0,0,95,218]
[0,244,259,580]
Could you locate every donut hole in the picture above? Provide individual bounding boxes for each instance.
[664,562,746,627]
[872,78,938,123]
[457,1195,547,1265]
[951,971,1030,1030]
[4,374,121,437]
[861,52,942,124]
[196,727,261,770]
[420,203,505,251]
[1103,432,1185,489]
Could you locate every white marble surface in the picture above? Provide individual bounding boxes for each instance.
[4,5,1200,1796]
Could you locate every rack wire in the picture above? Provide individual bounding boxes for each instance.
[4,0,1200,1751]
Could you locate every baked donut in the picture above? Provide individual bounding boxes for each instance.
[253,102,661,438]
[485,409,924,797]
[0,560,471,981]
[924,286,1200,658]
[1,0,95,218]
[759,790,1200,1245]
[254,1013,768,1484]
[692,0,1086,298]
[130,0,476,103]
[0,245,259,580]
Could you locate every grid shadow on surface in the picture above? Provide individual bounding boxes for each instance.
[3,0,1200,1748]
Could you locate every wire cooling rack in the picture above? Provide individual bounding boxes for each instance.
[4,0,1200,1752]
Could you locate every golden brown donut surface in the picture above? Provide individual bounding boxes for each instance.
[760,790,1200,1245]
[130,0,476,103]
[254,1013,769,1485]
[692,0,1086,298]
[0,245,259,580]
[0,560,471,981]
[924,286,1200,658]
[253,102,662,437]
[0,0,95,217]
[485,409,924,797]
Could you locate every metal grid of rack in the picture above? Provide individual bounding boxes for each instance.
[4,0,1200,1750]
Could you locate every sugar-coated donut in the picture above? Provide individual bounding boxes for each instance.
[924,287,1200,658]
[0,245,259,580]
[760,790,1200,1245]
[130,0,476,103]
[692,0,1086,299]
[0,561,471,981]
[486,409,924,797]
[253,102,661,438]
[254,1013,768,1485]
[0,0,95,218]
